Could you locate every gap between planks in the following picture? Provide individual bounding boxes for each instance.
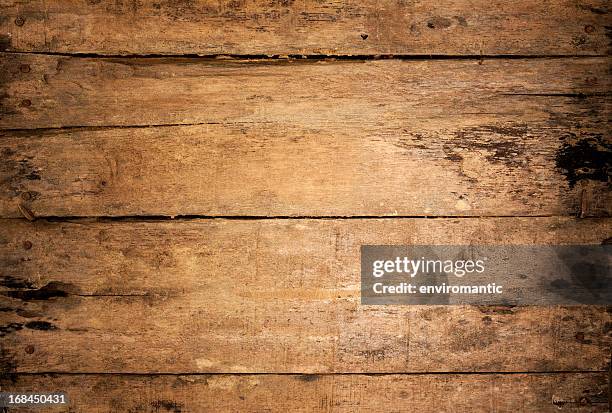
[4,371,609,376]
[0,214,596,222]
[1,51,609,60]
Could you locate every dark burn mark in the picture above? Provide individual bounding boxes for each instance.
[578,5,608,15]
[575,332,593,344]
[0,348,17,378]
[555,134,611,188]
[427,16,452,29]
[24,321,57,331]
[4,281,78,301]
[0,275,34,290]
[0,322,23,337]
[0,154,42,197]
[150,399,183,412]
[297,374,319,382]
[0,34,10,51]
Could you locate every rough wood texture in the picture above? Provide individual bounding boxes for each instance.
[1,123,610,218]
[1,55,610,217]
[0,0,609,56]
[1,217,610,373]
[0,373,609,412]
[1,54,610,130]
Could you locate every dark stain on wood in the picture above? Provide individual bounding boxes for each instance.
[445,125,528,167]
[0,322,23,337]
[0,34,10,51]
[297,374,320,382]
[0,275,35,290]
[150,399,183,412]
[3,281,78,301]
[427,16,452,29]
[24,321,57,331]
[0,348,17,378]
[477,305,515,315]
[555,133,611,188]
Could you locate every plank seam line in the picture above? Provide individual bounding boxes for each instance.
[1,51,609,60]
[0,215,603,222]
[4,371,608,376]
[501,92,611,98]
[0,121,261,133]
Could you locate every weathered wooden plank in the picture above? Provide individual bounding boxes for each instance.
[0,0,609,56]
[0,373,609,412]
[1,121,610,218]
[1,54,609,130]
[1,218,610,373]
[1,55,610,217]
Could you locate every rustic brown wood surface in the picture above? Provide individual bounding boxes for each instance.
[1,217,610,374]
[0,373,609,412]
[1,122,610,218]
[0,2,610,410]
[1,54,610,217]
[0,0,609,56]
[1,54,609,130]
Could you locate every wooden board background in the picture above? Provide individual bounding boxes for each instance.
[0,0,610,411]
[0,0,609,56]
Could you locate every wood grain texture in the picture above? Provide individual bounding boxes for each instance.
[1,122,610,218]
[1,217,610,373]
[0,0,609,56]
[1,54,610,130]
[0,373,609,412]
[1,55,610,217]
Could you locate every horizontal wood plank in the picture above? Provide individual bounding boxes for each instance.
[0,0,609,56]
[0,373,609,412]
[1,217,610,373]
[1,55,610,217]
[1,54,610,130]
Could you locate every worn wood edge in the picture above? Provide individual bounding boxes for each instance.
[0,372,608,412]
